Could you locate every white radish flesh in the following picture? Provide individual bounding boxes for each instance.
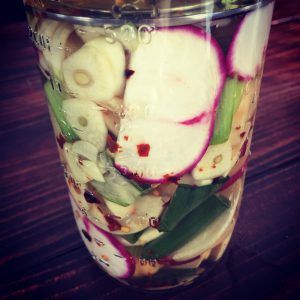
[124,26,225,123]
[192,141,232,181]
[227,2,274,80]
[115,119,212,182]
[70,195,135,278]
[71,197,93,252]
[62,99,107,151]
[89,222,135,278]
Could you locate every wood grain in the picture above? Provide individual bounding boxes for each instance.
[1,1,300,299]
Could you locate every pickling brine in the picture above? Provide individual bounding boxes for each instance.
[24,0,274,291]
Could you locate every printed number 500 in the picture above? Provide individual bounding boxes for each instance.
[104,24,155,45]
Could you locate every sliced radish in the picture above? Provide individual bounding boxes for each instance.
[170,180,242,262]
[115,119,212,182]
[89,222,135,278]
[70,195,135,278]
[124,26,225,123]
[227,2,274,80]
[62,99,107,151]
[70,195,93,252]
[191,140,232,181]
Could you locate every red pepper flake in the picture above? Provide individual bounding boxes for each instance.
[240,139,249,158]
[198,167,204,172]
[68,177,81,194]
[105,214,122,231]
[162,201,170,209]
[84,190,100,204]
[78,157,84,166]
[56,134,66,149]
[137,143,150,157]
[124,135,129,141]
[125,69,135,79]
[149,217,160,228]
[212,164,216,169]
[107,134,120,153]
[163,174,179,184]
[235,126,241,130]
[240,131,246,138]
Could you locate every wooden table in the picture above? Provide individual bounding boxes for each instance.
[1,1,300,299]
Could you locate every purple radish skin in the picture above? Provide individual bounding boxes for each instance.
[116,26,226,182]
[227,2,274,80]
[70,194,135,278]
[124,25,225,124]
[115,119,213,183]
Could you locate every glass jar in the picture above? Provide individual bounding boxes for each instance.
[23,0,274,291]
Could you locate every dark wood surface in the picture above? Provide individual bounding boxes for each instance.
[1,1,300,299]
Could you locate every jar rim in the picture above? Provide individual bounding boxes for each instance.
[25,0,273,26]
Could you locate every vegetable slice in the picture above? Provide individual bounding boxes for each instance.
[90,171,141,207]
[62,37,125,102]
[124,26,225,123]
[227,2,274,80]
[142,195,230,259]
[211,77,245,145]
[158,178,227,232]
[171,180,242,262]
[115,119,212,183]
[62,99,107,151]
[192,141,232,181]
[44,81,78,142]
